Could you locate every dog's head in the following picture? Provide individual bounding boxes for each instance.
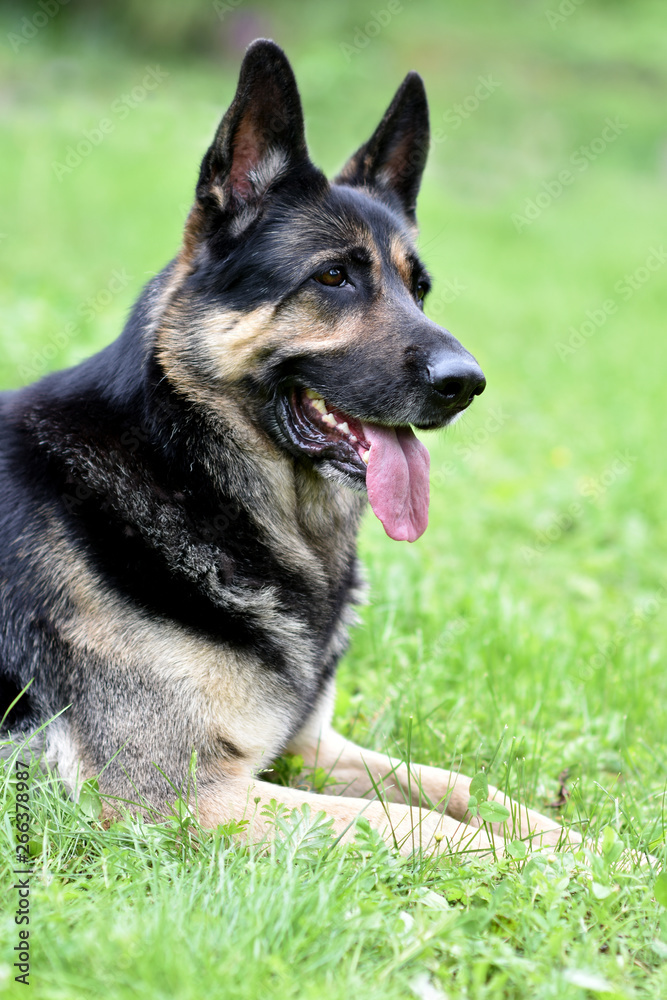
[157,40,485,542]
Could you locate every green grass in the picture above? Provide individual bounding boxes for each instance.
[2,1,667,996]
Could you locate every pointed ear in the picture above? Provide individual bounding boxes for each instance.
[195,39,311,219]
[335,72,429,223]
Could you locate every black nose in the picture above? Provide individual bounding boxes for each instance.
[428,355,486,408]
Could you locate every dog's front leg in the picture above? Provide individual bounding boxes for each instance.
[196,772,493,858]
[286,725,576,850]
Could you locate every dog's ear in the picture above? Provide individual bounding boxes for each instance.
[335,72,429,223]
[195,39,310,219]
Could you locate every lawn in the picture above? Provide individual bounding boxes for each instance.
[1,1,667,997]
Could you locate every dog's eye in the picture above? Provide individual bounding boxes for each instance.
[415,281,428,304]
[314,267,348,287]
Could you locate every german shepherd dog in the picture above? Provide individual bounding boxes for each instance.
[0,40,570,854]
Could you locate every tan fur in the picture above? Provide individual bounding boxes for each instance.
[389,232,414,289]
[33,521,306,767]
[180,203,208,267]
[157,296,375,402]
[156,303,276,397]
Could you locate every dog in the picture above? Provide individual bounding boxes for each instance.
[0,39,570,856]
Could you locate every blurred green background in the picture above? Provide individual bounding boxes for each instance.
[1,0,666,775]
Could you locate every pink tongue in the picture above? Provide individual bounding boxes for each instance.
[361,423,430,542]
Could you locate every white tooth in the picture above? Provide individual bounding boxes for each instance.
[312,398,327,415]
[322,413,337,427]
[349,434,357,444]
[337,422,350,435]
[362,450,370,464]
[304,389,319,399]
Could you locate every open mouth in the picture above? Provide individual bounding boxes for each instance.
[284,388,371,477]
[280,388,431,543]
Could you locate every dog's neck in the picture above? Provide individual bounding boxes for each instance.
[170,395,367,587]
